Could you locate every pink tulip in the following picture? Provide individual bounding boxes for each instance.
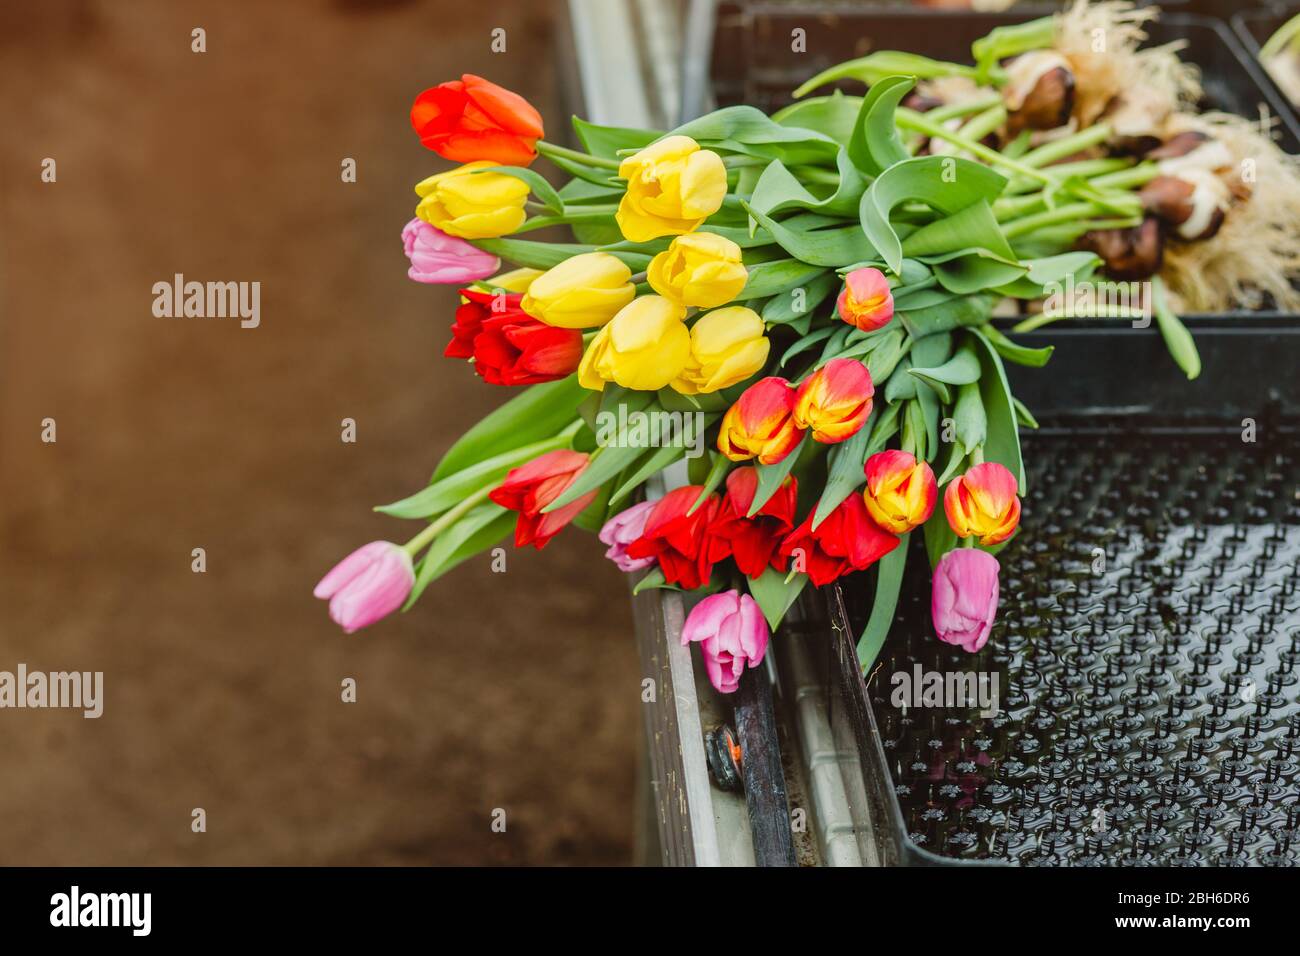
[931,548,1000,653]
[598,501,657,572]
[401,217,499,284]
[681,590,770,694]
[314,541,415,634]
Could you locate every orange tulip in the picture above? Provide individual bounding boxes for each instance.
[411,74,544,166]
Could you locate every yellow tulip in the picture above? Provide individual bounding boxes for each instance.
[486,267,544,293]
[521,252,637,329]
[414,161,529,239]
[647,233,748,308]
[578,296,691,391]
[673,306,770,395]
[616,136,728,243]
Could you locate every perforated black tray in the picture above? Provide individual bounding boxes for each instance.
[831,418,1300,867]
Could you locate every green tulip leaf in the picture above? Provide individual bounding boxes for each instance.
[811,413,874,529]
[748,433,808,517]
[772,91,863,144]
[432,376,587,482]
[737,258,829,299]
[970,328,1026,492]
[860,157,1008,275]
[848,74,915,176]
[748,567,810,632]
[858,532,909,672]
[979,323,1054,367]
[404,503,515,608]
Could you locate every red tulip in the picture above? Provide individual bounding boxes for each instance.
[410,74,545,166]
[625,486,731,590]
[709,467,798,578]
[489,450,596,549]
[778,494,899,586]
[447,288,582,385]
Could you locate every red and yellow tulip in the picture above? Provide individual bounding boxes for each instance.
[943,461,1021,545]
[863,449,937,534]
[717,377,803,465]
[793,358,874,444]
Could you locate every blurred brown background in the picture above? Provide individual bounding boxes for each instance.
[0,0,640,864]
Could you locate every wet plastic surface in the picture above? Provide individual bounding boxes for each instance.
[837,425,1300,866]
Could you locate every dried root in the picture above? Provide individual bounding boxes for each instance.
[1158,110,1300,312]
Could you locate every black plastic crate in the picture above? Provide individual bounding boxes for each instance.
[707,5,1300,865]
[1232,5,1300,116]
[832,419,1300,867]
[711,5,1300,149]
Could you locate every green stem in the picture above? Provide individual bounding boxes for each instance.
[537,140,621,171]
[1261,10,1300,59]
[1003,158,1131,196]
[1089,163,1161,191]
[402,484,494,556]
[956,104,1008,145]
[1018,124,1113,170]
[1001,200,1126,240]
[896,109,1055,185]
[514,208,619,233]
[926,93,1003,125]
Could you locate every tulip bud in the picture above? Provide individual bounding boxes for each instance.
[598,501,657,572]
[943,461,1021,546]
[793,358,874,444]
[1003,51,1075,135]
[836,267,894,332]
[314,541,415,634]
[717,377,803,465]
[681,590,770,695]
[863,449,937,534]
[414,161,530,240]
[932,548,1000,653]
[521,252,637,329]
[401,218,500,285]
[673,306,770,395]
[489,449,597,549]
[410,74,544,166]
[577,296,691,392]
[647,232,749,308]
[616,136,728,242]
[1077,216,1163,281]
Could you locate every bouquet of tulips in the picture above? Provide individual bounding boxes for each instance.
[315,1,1300,691]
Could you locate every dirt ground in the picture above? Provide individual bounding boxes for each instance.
[0,0,641,865]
